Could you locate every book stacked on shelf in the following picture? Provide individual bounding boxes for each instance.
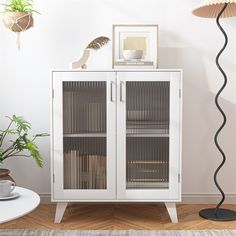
[63,90,106,134]
[63,81,106,134]
[127,160,169,189]
[114,59,155,69]
[64,151,106,189]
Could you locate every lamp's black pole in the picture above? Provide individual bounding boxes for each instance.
[199,3,236,221]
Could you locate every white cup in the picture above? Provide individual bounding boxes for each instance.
[0,180,15,197]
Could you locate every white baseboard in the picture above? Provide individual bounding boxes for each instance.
[39,193,52,204]
[39,193,236,204]
[182,194,236,204]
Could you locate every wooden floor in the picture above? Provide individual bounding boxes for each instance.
[1,204,236,230]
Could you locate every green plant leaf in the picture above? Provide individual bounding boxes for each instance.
[0,115,46,168]
[1,0,40,14]
[25,141,43,167]
[10,115,31,133]
[34,133,49,138]
[3,129,18,135]
[0,149,3,162]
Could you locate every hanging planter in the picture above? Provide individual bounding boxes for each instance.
[1,0,39,50]
[3,12,34,32]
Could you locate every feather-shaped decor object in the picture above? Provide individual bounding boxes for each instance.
[71,36,110,69]
[86,36,110,50]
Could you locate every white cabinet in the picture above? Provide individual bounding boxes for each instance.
[51,70,182,223]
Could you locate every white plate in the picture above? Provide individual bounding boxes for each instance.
[0,192,20,200]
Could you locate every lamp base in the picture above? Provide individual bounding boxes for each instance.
[199,208,236,221]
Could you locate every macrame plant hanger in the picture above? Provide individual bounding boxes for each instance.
[3,12,33,50]
[16,14,31,50]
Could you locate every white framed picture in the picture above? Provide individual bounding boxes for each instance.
[112,24,158,69]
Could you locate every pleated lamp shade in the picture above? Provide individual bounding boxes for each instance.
[192,0,236,18]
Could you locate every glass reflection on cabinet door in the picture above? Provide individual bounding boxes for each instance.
[62,81,107,190]
[126,81,170,189]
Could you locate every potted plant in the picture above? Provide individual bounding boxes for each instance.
[2,0,39,32]
[0,115,48,182]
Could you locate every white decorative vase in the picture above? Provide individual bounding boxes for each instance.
[123,50,143,60]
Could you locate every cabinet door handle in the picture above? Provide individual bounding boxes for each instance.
[120,81,125,102]
[110,81,115,102]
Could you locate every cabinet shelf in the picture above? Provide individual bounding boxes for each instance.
[64,133,106,138]
[128,161,168,164]
[127,181,168,189]
[126,132,169,137]
[126,121,169,137]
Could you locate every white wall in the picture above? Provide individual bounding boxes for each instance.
[0,0,236,201]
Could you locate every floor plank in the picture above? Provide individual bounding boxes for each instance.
[1,204,236,230]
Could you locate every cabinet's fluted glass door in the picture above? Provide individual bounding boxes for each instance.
[117,72,180,200]
[126,81,170,189]
[52,71,116,200]
[63,81,107,190]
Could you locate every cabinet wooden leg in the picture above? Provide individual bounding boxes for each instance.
[165,202,178,223]
[55,202,68,223]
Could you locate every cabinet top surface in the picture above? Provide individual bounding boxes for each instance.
[52,69,182,73]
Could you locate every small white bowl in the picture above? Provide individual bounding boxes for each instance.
[123,50,143,60]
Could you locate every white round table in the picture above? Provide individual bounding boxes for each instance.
[0,187,40,224]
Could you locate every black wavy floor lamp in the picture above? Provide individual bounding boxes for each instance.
[192,0,236,221]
